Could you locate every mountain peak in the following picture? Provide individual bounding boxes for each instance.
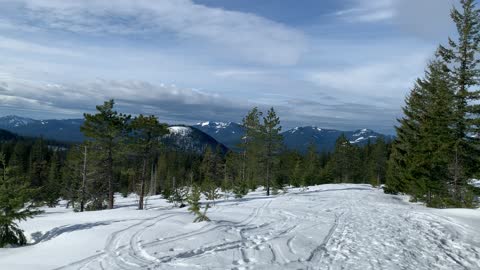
[0,115,36,127]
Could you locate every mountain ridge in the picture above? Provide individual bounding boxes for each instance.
[0,116,394,153]
[193,121,394,152]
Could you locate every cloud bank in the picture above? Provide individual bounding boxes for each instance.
[1,0,307,66]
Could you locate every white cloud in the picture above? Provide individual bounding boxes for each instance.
[307,52,431,99]
[336,0,396,22]
[0,36,81,57]
[393,0,455,40]
[336,0,455,31]
[1,0,307,66]
[0,76,252,122]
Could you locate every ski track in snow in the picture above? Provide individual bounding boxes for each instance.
[1,184,480,270]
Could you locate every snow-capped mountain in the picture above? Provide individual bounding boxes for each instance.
[163,125,228,154]
[195,122,393,153]
[0,115,37,127]
[0,115,84,142]
[193,121,245,150]
[0,116,393,153]
[283,126,394,153]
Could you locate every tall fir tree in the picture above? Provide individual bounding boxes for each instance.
[260,107,283,196]
[437,0,480,202]
[240,107,263,189]
[45,151,62,207]
[129,114,169,210]
[81,99,130,209]
[386,60,459,206]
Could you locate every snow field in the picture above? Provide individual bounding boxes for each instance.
[0,184,479,270]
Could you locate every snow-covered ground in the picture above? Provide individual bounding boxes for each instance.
[1,184,479,270]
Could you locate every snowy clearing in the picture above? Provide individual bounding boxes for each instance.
[1,184,479,270]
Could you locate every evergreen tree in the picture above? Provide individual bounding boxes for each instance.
[81,99,130,209]
[200,147,216,184]
[302,143,320,186]
[29,138,48,189]
[187,184,211,222]
[45,151,62,207]
[0,153,41,247]
[201,178,221,205]
[329,135,354,183]
[438,0,480,203]
[368,138,388,187]
[129,114,169,210]
[260,107,282,196]
[386,60,459,206]
[187,184,201,214]
[8,142,28,178]
[240,108,263,189]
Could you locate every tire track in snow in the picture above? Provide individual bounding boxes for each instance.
[56,212,180,270]
[151,199,274,268]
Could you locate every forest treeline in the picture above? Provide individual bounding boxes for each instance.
[0,103,390,209]
[0,101,390,247]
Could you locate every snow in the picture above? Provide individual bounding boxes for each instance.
[167,126,191,136]
[198,122,229,129]
[290,127,300,133]
[352,128,370,137]
[0,184,479,270]
[4,115,35,127]
[470,179,480,188]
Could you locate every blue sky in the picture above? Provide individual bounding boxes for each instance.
[0,0,460,133]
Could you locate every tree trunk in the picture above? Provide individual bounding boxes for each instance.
[80,146,87,212]
[453,144,459,202]
[149,161,156,196]
[266,159,270,196]
[138,157,147,210]
[107,146,114,209]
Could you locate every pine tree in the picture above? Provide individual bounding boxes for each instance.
[129,115,169,210]
[45,151,62,207]
[260,107,283,196]
[29,138,48,189]
[187,184,201,214]
[187,184,211,223]
[8,142,28,178]
[329,135,354,183]
[200,147,216,184]
[368,138,387,187]
[193,204,211,223]
[302,143,319,186]
[168,177,188,208]
[0,153,41,247]
[240,108,263,189]
[201,178,221,205]
[81,99,130,209]
[61,145,82,209]
[386,60,458,206]
[438,0,480,203]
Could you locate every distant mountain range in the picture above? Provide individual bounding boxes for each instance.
[0,116,394,153]
[0,116,227,154]
[193,121,394,152]
[0,115,84,142]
